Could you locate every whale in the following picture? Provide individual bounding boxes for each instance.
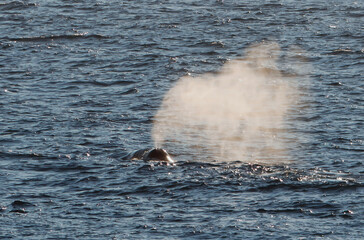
[122,148,175,164]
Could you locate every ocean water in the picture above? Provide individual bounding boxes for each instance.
[0,0,363,239]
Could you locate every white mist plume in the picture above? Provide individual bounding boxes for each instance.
[152,42,302,164]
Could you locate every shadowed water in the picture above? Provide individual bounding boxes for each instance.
[0,0,363,239]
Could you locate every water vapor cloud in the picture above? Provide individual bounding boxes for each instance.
[153,42,307,164]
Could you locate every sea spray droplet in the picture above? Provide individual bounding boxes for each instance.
[152,42,305,164]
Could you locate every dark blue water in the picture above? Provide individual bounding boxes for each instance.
[1,0,363,239]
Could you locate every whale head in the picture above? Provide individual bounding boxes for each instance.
[145,148,174,163]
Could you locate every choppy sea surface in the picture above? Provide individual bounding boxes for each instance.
[0,0,363,239]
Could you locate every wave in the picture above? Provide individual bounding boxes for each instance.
[68,80,135,87]
[0,1,37,11]
[5,33,109,42]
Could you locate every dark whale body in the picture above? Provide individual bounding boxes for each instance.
[123,148,174,164]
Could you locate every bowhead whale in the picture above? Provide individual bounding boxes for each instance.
[122,148,174,164]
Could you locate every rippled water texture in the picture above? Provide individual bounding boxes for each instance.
[0,0,363,239]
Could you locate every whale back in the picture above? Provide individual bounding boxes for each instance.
[123,148,174,163]
[145,148,172,162]
[122,148,148,160]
